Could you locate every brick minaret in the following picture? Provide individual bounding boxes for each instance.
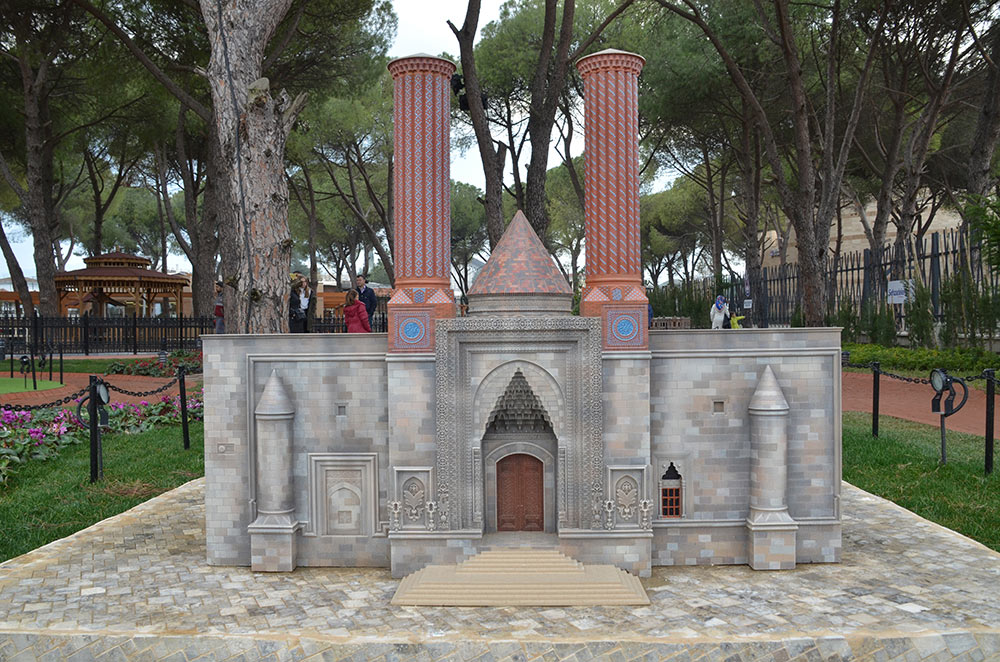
[386,54,456,352]
[576,49,647,350]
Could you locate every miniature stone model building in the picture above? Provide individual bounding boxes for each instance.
[203,50,842,579]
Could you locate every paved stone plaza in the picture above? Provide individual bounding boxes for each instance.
[1,479,998,660]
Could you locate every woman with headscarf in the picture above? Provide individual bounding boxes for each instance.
[710,295,730,329]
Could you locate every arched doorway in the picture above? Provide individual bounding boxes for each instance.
[496,454,544,531]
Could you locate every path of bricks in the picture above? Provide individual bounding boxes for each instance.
[842,370,995,436]
[1,478,999,660]
[1,372,197,410]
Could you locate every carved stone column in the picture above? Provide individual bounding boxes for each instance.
[386,54,456,353]
[576,49,648,351]
[746,365,798,570]
[248,370,297,571]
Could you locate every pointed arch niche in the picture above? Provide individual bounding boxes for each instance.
[480,368,558,532]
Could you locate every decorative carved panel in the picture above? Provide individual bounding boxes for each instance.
[606,465,648,530]
[305,453,377,537]
[393,467,433,531]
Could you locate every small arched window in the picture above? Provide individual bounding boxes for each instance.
[660,462,682,518]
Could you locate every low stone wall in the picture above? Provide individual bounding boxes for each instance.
[557,532,653,577]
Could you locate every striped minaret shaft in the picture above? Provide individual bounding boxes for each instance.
[386,55,456,353]
[576,50,647,348]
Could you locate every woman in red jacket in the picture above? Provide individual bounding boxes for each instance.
[343,288,371,333]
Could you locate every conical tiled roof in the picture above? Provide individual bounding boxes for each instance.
[469,211,572,296]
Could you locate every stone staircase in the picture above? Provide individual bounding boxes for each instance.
[391,549,650,606]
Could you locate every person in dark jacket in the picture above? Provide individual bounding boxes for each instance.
[289,275,312,333]
[344,289,371,333]
[355,275,377,327]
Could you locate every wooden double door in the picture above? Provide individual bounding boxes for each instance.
[496,453,544,531]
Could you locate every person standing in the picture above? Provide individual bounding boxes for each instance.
[343,289,371,333]
[289,275,312,333]
[356,275,377,328]
[710,295,730,329]
[213,281,225,334]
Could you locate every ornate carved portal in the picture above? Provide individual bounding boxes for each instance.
[434,317,604,532]
[497,454,544,531]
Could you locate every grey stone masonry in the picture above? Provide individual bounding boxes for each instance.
[204,326,840,575]
[1,478,998,661]
[203,334,390,569]
[649,328,841,566]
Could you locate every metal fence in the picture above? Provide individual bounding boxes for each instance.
[717,227,992,327]
[0,298,391,355]
[0,313,214,355]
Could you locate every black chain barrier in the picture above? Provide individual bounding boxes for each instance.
[843,359,998,475]
[0,385,90,412]
[103,375,181,398]
[2,374,183,411]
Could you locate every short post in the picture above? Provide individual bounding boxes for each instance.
[89,375,101,483]
[986,369,995,476]
[132,312,138,355]
[872,361,880,438]
[178,365,190,450]
[30,353,37,390]
[31,310,39,358]
[59,345,64,385]
[48,347,53,382]
[8,351,12,378]
[83,312,90,356]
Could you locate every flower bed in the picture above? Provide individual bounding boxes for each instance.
[0,389,204,485]
[105,350,203,378]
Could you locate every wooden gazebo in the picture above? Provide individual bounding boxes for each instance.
[54,252,188,317]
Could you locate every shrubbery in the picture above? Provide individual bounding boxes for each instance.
[843,342,999,374]
[106,350,203,377]
[648,284,713,328]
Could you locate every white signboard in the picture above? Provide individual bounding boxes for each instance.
[743,299,753,310]
[887,279,912,304]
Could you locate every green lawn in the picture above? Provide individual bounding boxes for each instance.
[1,357,125,377]
[57,358,138,375]
[0,422,204,563]
[843,411,1000,551]
[0,377,63,394]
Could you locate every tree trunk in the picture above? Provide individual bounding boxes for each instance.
[23,79,60,316]
[449,2,507,249]
[200,0,300,334]
[157,122,220,318]
[968,23,1000,199]
[0,223,33,314]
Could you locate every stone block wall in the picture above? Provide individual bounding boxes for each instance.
[558,534,653,577]
[648,328,841,565]
[203,334,390,568]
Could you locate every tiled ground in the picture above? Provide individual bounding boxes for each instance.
[1,479,999,661]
